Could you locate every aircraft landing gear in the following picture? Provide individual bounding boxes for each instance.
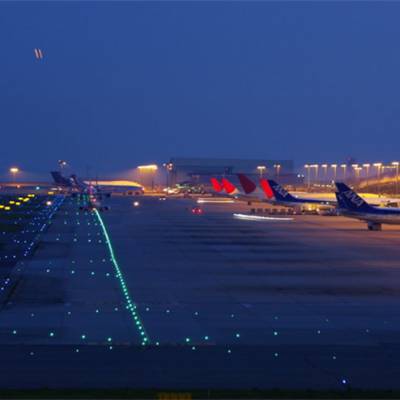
[367,221,382,231]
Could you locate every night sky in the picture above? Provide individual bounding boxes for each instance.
[1,1,400,178]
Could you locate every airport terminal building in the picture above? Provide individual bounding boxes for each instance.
[167,157,299,186]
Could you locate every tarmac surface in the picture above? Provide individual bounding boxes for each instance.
[1,195,400,389]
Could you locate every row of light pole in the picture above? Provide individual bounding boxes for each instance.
[256,164,281,178]
[304,161,400,195]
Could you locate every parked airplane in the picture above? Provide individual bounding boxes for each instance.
[51,171,144,196]
[51,171,74,187]
[210,177,224,193]
[261,179,336,213]
[210,175,267,204]
[335,182,400,230]
[209,177,241,196]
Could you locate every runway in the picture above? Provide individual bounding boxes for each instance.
[1,195,400,389]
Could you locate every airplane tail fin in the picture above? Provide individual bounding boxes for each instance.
[210,177,223,193]
[335,182,373,212]
[70,174,79,186]
[51,171,72,187]
[221,178,237,195]
[264,179,297,202]
[70,174,87,189]
[259,178,274,199]
[237,174,256,194]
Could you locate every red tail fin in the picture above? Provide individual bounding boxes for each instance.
[210,177,223,192]
[237,174,256,194]
[221,178,236,194]
[260,178,274,199]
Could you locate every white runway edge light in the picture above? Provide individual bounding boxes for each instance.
[233,213,294,221]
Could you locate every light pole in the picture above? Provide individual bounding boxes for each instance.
[373,163,382,195]
[163,162,174,188]
[331,164,337,181]
[58,160,67,173]
[363,163,370,184]
[321,164,328,182]
[273,164,281,178]
[392,161,399,197]
[351,164,359,181]
[340,164,347,180]
[304,164,311,190]
[137,164,158,190]
[257,165,266,178]
[354,166,362,186]
[311,164,319,182]
[9,167,19,187]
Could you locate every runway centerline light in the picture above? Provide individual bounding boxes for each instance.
[94,209,150,345]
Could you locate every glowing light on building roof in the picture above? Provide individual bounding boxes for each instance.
[137,164,158,171]
[90,180,143,188]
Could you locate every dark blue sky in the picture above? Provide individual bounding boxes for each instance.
[1,2,400,177]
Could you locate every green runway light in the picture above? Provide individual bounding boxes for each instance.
[94,209,150,345]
